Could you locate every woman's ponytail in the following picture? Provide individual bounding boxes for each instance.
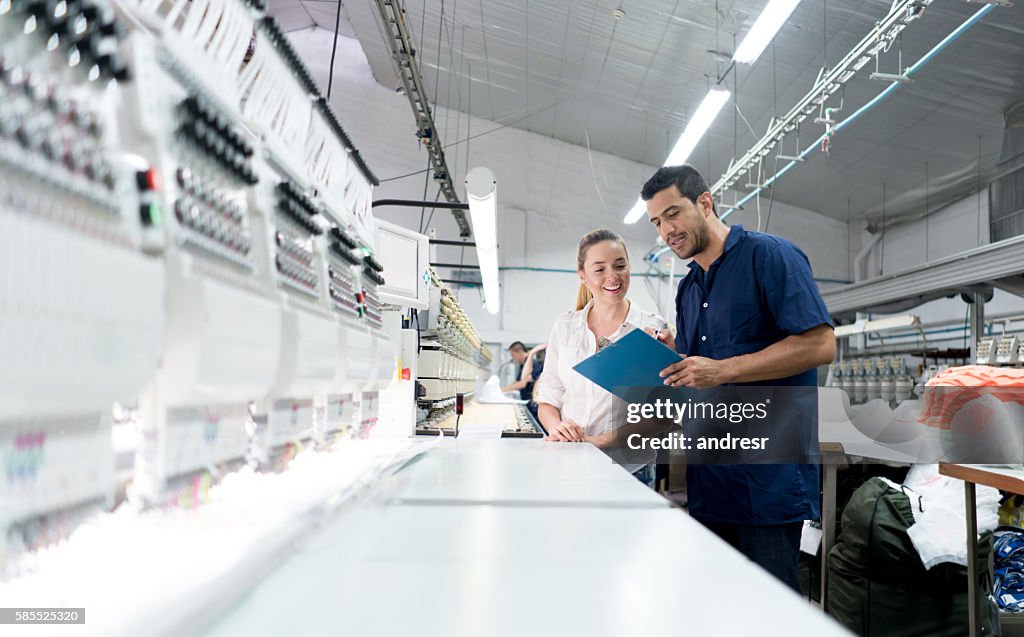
[575,283,593,311]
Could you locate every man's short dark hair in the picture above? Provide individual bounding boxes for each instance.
[641,164,717,216]
[508,341,526,352]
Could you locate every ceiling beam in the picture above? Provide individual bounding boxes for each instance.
[370,0,472,237]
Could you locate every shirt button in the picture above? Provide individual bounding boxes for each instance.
[701,336,707,342]
[702,302,708,308]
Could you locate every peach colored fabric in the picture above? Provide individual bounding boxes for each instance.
[918,365,1024,429]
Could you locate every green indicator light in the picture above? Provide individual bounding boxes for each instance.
[140,202,163,227]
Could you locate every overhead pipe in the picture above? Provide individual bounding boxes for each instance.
[722,3,996,221]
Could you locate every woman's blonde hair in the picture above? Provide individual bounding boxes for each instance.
[575,229,629,311]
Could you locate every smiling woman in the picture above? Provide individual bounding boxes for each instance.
[575,229,632,311]
[534,228,671,487]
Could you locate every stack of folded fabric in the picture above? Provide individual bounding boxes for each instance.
[918,365,1024,430]
[994,527,1024,612]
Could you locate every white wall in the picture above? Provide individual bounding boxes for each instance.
[724,199,851,287]
[288,27,853,351]
[875,191,990,275]
[856,190,1024,349]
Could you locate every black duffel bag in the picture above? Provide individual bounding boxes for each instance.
[828,477,996,636]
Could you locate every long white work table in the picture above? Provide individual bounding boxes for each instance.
[203,438,849,637]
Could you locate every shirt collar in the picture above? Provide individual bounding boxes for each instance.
[624,299,645,328]
[576,298,644,330]
[687,224,745,270]
[724,224,745,253]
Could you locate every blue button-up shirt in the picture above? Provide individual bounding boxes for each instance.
[674,225,832,525]
[519,356,544,402]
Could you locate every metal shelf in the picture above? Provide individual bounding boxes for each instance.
[822,235,1024,319]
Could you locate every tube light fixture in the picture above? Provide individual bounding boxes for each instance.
[666,88,731,166]
[733,0,802,65]
[624,88,731,224]
[465,166,500,314]
[623,197,646,225]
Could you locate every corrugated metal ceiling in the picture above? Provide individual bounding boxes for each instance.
[269,0,1024,223]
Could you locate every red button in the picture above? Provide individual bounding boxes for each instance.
[401,368,411,380]
[136,168,161,191]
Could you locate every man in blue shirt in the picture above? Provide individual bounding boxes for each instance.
[502,341,546,419]
[641,164,835,592]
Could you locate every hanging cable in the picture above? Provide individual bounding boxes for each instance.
[441,0,455,172]
[773,34,778,124]
[706,75,712,172]
[823,0,827,72]
[326,0,344,98]
[925,161,930,262]
[419,0,427,55]
[881,182,887,276]
[380,167,431,183]
[763,39,779,232]
[422,188,444,230]
[443,97,560,148]
[732,31,738,165]
[418,157,432,233]
[434,0,445,105]
[977,135,983,245]
[764,155,779,232]
[846,197,852,280]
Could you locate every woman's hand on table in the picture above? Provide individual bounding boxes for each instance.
[545,419,586,442]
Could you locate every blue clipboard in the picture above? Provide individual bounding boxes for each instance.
[572,329,682,398]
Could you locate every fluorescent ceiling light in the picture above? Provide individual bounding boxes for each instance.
[465,166,500,314]
[733,0,801,65]
[623,197,646,224]
[624,88,731,224]
[666,88,731,166]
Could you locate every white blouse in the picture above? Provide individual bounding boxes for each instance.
[534,299,668,470]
